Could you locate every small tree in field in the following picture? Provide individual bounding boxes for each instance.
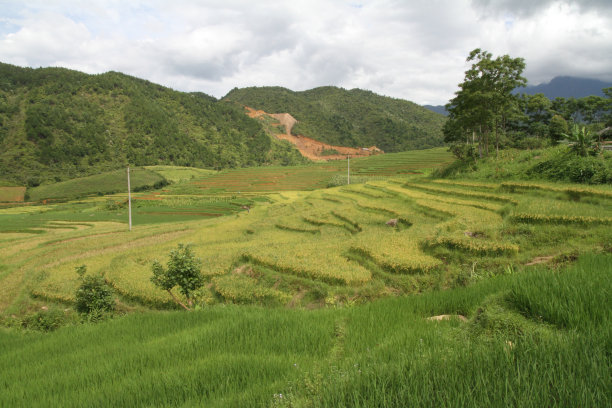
[151,244,204,310]
[75,265,115,318]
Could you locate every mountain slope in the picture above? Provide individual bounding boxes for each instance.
[0,63,304,186]
[423,104,448,116]
[223,86,446,153]
[517,76,612,99]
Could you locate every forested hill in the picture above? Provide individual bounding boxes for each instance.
[223,86,446,152]
[0,63,302,186]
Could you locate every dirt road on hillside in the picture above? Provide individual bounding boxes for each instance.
[245,106,382,161]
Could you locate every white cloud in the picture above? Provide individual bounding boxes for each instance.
[0,0,610,105]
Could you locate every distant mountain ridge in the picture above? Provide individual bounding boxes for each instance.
[516,76,611,99]
[424,76,612,116]
[223,86,446,153]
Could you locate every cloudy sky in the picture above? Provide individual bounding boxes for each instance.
[0,0,610,105]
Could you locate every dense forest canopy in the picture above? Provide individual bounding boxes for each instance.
[0,63,304,186]
[223,86,446,152]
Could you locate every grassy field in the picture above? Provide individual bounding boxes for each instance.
[0,254,609,406]
[0,147,610,406]
[143,165,217,183]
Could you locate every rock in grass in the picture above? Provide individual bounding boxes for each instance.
[386,219,398,227]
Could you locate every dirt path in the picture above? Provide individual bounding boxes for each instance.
[525,255,554,266]
[245,106,382,161]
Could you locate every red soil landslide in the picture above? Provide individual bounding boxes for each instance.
[245,106,383,161]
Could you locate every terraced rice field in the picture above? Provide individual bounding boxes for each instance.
[189,165,338,193]
[350,147,454,176]
[0,187,26,202]
[163,148,453,195]
[2,177,609,311]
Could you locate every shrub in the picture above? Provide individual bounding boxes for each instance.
[21,307,70,332]
[449,144,477,161]
[74,265,115,316]
[320,148,340,156]
[527,151,611,184]
[151,244,204,310]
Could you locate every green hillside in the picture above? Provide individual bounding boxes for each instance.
[223,86,446,152]
[0,63,304,186]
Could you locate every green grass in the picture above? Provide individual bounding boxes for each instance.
[144,165,217,183]
[439,146,612,184]
[28,168,167,201]
[0,254,609,406]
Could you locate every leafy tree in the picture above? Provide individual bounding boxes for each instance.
[445,49,526,157]
[601,87,612,127]
[74,265,115,317]
[550,93,611,126]
[577,95,607,124]
[151,244,204,310]
[549,115,569,145]
[526,93,552,122]
[525,93,552,139]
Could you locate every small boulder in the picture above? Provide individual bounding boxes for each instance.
[386,219,398,227]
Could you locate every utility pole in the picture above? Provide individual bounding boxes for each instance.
[127,166,132,231]
[347,155,350,185]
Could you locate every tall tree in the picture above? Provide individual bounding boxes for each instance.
[445,49,526,157]
[525,93,552,139]
[604,87,612,127]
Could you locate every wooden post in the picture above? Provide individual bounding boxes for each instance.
[127,166,132,231]
[347,156,350,185]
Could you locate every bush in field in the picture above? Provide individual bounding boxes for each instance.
[527,150,611,184]
[151,244,204,310]
[74,265,115,318]
[21,307,71,332]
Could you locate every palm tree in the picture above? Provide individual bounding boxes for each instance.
[563,125,596,156]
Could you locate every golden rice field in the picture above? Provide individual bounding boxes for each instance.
[1,176,610,312]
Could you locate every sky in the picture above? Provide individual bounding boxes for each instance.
[0,0,610,105]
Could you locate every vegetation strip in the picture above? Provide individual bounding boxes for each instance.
[510,213,612,225]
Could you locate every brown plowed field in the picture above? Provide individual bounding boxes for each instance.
[245,107,382,161]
